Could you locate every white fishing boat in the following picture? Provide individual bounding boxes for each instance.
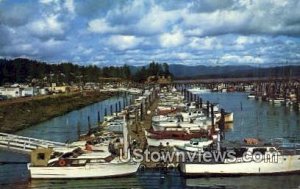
[146,137,196,147]
[247,93,256,99]
[28,148,140,179]
[107,121,124,133]
[224,112,234,123]
[28,116,140,179]
[180,142,300,176]
[151,115,210,132]
[188,88,211,94]
[272,98,285,105]
[174,138,213,152]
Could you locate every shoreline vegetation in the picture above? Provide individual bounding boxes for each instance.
[0,91,117,133]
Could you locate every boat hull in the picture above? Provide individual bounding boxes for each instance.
[152,123,207,132]
[224,112,234,123]
[146,137,190,147]
[174,140,213,152]
[28,162,140,179]
[180,155,300,176]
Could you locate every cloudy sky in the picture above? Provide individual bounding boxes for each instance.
[0,0,300,66]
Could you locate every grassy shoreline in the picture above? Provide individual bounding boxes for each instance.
[0,91,117,133]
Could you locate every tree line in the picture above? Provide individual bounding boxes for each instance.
[0,58,172,85]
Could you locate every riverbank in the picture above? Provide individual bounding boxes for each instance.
[0,91,117,133]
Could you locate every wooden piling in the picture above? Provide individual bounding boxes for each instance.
[115,103,118,115]
[210,104,214,128]
[193,94,197,102]
[200,98,203,108]
[97,111,100,125]
[206,101,210,117]
[77,122,81,140]
[140,102,144,121]
[88,116,91,131]
[219,108,225,140]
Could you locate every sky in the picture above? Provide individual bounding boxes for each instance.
[0,0,300,67]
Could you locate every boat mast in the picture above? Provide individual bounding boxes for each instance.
[123,114,128,157]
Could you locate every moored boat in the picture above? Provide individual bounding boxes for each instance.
[28,148,140,179]
[145,129,209,147]
[247,93,256,99]
[174,138,213,152]
[188,88,211,94]
[224,112,234,123]
[180,140,300,176]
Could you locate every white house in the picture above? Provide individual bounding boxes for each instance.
[0,87,22,98]
[39,88,48,95]
[21,87,39,97]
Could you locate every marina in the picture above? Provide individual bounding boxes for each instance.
[0,85,299,188]
[1,1,300,188]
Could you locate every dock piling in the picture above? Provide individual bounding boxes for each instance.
[97,111,100,126]
[206,101,210,117]
[210,104,214,128]
[88,116,91,131]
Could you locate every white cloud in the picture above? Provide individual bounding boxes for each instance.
[39,0,55,4]
[136,5,181,34]
[107,35,143,50]
[2,0,300,66]
[64,0,75,13]
[29,14,64,37]
[88,18,119,34]
[44,38,63,47]
[75,46,93,55]
[176,52,189,59]
[220,54,264,64]
[188,36,222,50]
[160,30,185,48]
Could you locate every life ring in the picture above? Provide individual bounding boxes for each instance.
[58,159,66,166]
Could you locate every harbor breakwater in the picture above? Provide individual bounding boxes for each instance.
[0,91,117,133]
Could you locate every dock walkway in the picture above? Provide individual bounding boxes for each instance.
[0,132,68,154]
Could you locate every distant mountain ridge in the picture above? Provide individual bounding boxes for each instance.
[130,64,300,79]
[168,64,300,79]
[168,64,252,78]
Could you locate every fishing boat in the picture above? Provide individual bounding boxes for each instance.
[151,115,210,132]
[145,128,209,147]
[270,97,285,105]
[157,106,178,115]
[174,138,213,152]
[188,88,211,94]
[247,93,256,99]
[107,121,124,134]
[180,139,300,176]
[28,116,140,179]
[28,148,140,179]
[224,112,234,123]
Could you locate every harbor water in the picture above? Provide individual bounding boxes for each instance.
[0,92,299,189]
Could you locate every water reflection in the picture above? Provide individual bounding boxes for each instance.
[185,175,300,189]
[198,92,300,141]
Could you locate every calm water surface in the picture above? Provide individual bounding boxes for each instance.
[0,92,299,189]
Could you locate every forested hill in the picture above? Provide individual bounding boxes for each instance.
[0,58,171,84]
[1,58,299,85]
[169,64,300,79]
[0,58,131,85]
